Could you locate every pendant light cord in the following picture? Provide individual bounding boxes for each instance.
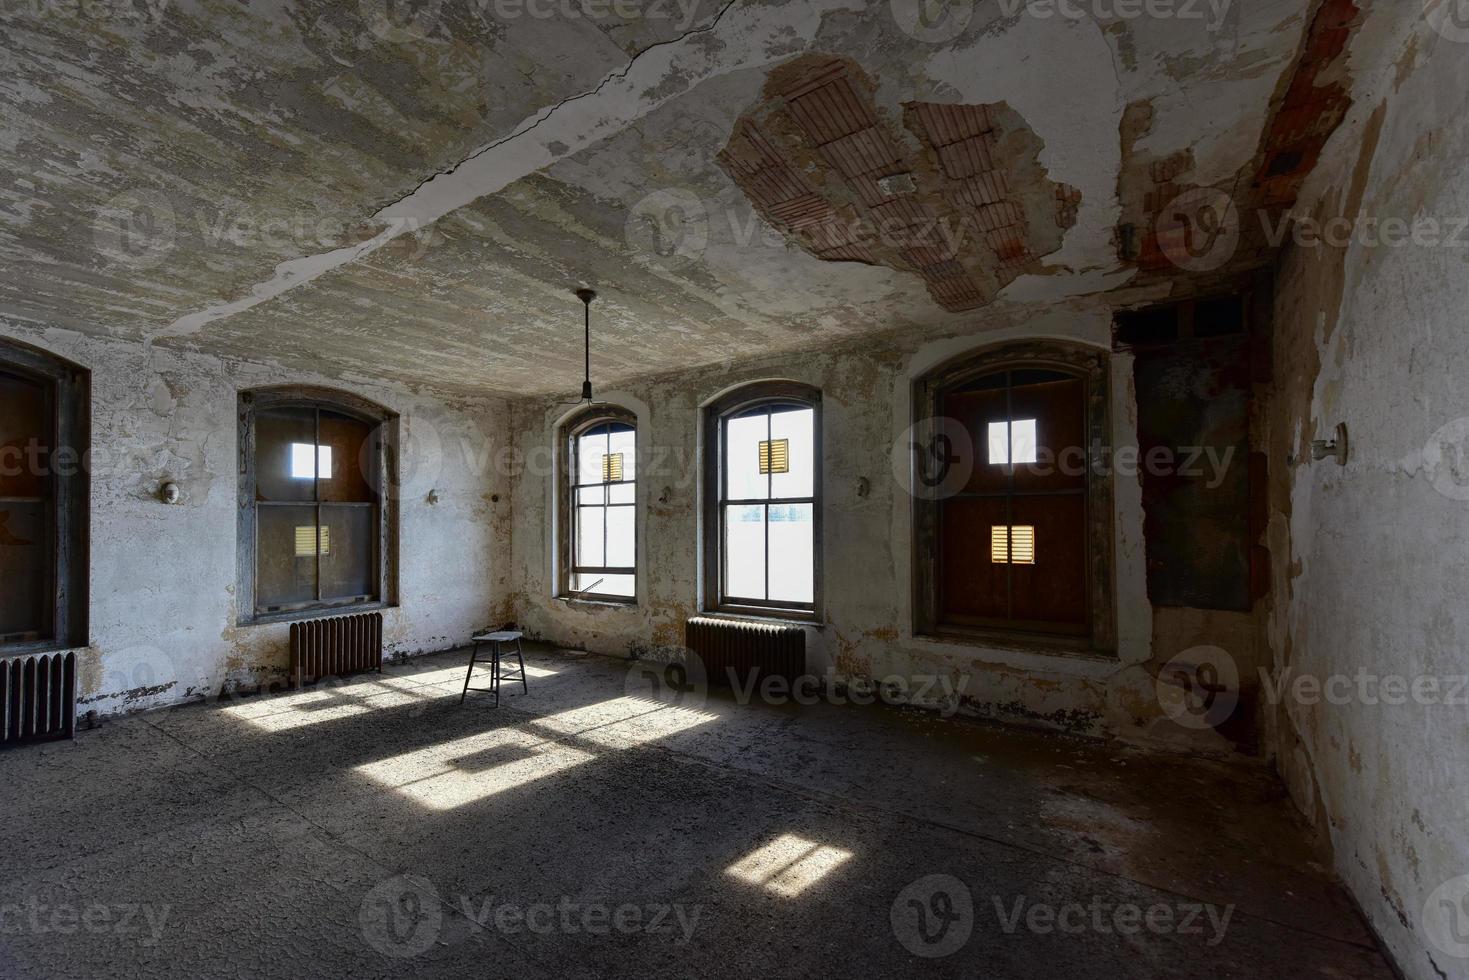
[574,287,596,404]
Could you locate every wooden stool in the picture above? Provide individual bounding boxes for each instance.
[461,631,527,707]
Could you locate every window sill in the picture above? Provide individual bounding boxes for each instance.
[0,638,88,659]
[912,628,1118,670]
[556,595,637,610]
[239,601,395,628]
[700,609,824,629]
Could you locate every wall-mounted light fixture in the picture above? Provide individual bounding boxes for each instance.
[159,481,182,505]
[1310,423,1349,466]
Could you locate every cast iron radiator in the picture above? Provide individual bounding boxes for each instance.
[291,612,383,689]
[1,651,77,747]
[684,617,806,688]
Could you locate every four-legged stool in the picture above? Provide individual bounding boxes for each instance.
[461,630,527,707]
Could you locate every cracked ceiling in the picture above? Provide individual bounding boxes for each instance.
[1,0,1373,397]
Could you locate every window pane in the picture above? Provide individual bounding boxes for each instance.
[320,504,376,600]
[290,444,327,480]
[319,411,374,503]
[938,497,1009,622]
[724,503,766,600]
[607,482,635,505]
[607,423,636,482]
[0,371,49,499]
[990,524,1037,564]
[769,407,814,499]
[256,408,317,503]
[600,451,626,483]
[577,485,606,506]
[1010,419,1037,465]
[257,504,318,608]
[1011,376,1087,492]
[987,421,1009,465]
[575,572,634,598]
[576,426,609,486]
[1009,495,1087,625]
[987,419,1038,465]
[294,524,328,558]
[576,505,605,568]
[943,386,1006,494]
[725,413,768,501]
[768,503,814,604]
[0,501,48,636]
[606,505,635,568]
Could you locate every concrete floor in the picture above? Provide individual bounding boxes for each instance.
[2,644,1395,979]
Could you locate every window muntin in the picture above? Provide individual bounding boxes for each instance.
[247,398,387,619]
[712,393,818,614]
[567,418,636,600]
[0,341,88,652]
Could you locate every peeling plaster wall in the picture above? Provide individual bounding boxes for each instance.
[0,320,511,718]
[1263,14,1469,980]
[505,303,1270,748]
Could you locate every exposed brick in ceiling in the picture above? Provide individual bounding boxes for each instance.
[1125,0,1362,278]
[1253,0,1359,206]
[718,56,1078,314]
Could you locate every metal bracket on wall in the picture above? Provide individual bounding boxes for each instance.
[1310,422,1349,466]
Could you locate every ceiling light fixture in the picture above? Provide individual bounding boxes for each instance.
[561,287,601,407]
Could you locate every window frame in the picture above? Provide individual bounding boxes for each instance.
[558,407,639,604]
[702,381,823,623]
[237,387,398,626]
[911,342,1114,652]
[0,338,89,656]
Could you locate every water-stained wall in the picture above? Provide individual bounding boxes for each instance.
[0,319,512,718]
[1260,14,1469,980]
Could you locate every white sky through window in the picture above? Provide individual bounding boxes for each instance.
[987,419,1037,465]
[290,443,332,480]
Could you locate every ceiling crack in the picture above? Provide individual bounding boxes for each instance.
[153,0,861,342]
[385,0,741,214]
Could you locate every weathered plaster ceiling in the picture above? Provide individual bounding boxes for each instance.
[0,0,1366,396]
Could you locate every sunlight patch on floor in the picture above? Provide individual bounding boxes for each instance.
[529,695,719,747]
[354,728,596,810]
[220,684,442,732]
[410,663,563,687]
[725,834,854,897]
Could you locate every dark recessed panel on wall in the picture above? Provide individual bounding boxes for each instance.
[1132,336,1253,612]
[1193,296,1246,338]
[1114,307,1180,348]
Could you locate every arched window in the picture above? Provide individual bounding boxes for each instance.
[704,382,821,620]
[560,409,637,601]
[0,338,88,652]
[912,342,1113,649]
[238,388,397,623]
